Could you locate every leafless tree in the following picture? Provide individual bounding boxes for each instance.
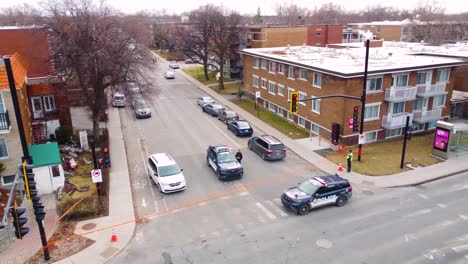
[413,0,445,21]
[42,0,153,143]
[0,4,42,26]
[273,2,309,25]
[310,3,346,24]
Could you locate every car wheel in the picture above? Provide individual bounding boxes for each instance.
[261,152,266,160]
[207,158,210,167]
[236,131,240,137]
[336,196,347,207]
[202,108,206,112]
[217,170,222,180]
[298,204,310,215]
[157,182,163,193]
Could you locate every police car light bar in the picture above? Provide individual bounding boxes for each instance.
[313,177,327,185]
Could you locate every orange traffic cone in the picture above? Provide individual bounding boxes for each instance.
[110,229,118,242]
[337,164,343,173]
[338,145,343,154]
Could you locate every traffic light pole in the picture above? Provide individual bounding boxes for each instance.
[357,39,370,162]
[5,58,50,261]
[400,116,411,169]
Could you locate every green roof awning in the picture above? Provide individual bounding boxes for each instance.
[28,142,61,168]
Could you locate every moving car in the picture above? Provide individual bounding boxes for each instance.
[169,61,180,69]
[111,92,126,107]
[227,120,253,137]
[281,175,352,215]
[218,110,239,123]
[147,153,186,193]
[206,145,243,180]
[202,103,225,117]
[197,96,215,107]
[134,100,151,119]
[248,135,286,160]
[164,71,175,79]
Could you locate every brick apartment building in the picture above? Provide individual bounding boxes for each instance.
[347,20,413,42]
[240,41,466,146]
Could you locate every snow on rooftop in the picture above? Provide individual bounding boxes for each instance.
[347,20,412,26]
[242,43,466,78]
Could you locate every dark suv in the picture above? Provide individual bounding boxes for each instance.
[206,145,243,180]
[281,175,352,215]
[248,135,286,160]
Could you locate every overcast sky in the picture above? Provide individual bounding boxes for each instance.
[0,0,465,16]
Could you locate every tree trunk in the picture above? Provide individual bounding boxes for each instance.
[203,61,209,80]
[218,56,225,90]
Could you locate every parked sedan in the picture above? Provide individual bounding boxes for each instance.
[218,110,239,123]
[197,96,215,107]
[164,71,175,79]
[227,120,253,137]
[203,103,225,117]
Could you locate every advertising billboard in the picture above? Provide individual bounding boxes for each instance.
[433,127,450,152]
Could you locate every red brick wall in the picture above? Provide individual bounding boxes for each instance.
[307,25,343,47]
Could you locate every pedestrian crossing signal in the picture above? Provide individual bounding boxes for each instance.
[290,92,299,114]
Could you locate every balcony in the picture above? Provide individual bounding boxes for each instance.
[0,111,11,131]
[412,108,442,123]
[384,87,417,102]
[416,83,447,97]
[382,112,413,129]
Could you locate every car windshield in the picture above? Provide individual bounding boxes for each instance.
[158,164,181,177]
[114,95,124,100]
[217,152,236,163]
[135,102,149,109]
[297,179,321,195]
[213,105,224,110]
[226,112,237,118]
[237,122,250,129]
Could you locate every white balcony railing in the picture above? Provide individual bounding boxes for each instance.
[384,86,417,102]
[416,83,447,97]
[382,112,414,129]
[412,108,442,123]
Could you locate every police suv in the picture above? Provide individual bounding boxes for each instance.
[281,175,352,215]
[206,145,243,180]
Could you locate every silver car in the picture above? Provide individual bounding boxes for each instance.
[203,103,225,117]
[197,96,215,107]
[134,100,151,119]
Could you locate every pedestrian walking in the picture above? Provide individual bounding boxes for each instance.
[235,149,243,164]
[346,149,353,173]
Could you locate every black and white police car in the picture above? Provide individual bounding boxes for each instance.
[206,145,243,180]
[281,175,352,215]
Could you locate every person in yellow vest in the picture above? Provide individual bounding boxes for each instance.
[346,149,353,173]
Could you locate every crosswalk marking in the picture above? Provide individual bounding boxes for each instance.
[459,214,468,220]
[437,203,447,208]
[256,202,277,220]
[452,244,468,253]
[418,194,429,200]
[264,200,288,217]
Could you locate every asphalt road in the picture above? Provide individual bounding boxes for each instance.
[110,61,468,264]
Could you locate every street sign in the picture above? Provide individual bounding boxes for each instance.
[91,169,103,183]
[358,134,365,144]
[79,130,88,149]
[348,118,353,129]
[255,91,260,99]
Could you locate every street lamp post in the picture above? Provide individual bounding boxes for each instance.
[357,39,370,162]
[89,137,101,196]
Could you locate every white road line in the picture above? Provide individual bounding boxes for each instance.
[221,195,232,200]
[212,231,220,237]
[256,202,277,220]
[406,208,432,218]
[239,192,249,196]
[452,244,468,253]
[459,214,468,220]
[437,203,447,208]
[142,198,147,208]
[138,137,158,212]
[404,234,417,242]
[235,223,244,230]
[198,202,207,206]
[264,200,288,217]
[437,220,455,227]
[418,194,429,200]
[154,200,158,213]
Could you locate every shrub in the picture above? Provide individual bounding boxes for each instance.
[56,126,74,144]
[57,193,99,221]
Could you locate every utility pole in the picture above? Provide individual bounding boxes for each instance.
[4,58,50,261]
[400,116,411,169]
[357,39,370,162]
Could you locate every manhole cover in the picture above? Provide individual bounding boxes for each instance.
[81,223,97,231]
[362,190,374,196]
[316,239,333,249]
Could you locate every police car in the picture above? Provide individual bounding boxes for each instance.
[206,145,243,180]
[281,175,352,215]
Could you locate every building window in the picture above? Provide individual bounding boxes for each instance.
[288,66,295,79]
[436,68,450,83]
[277,108,285,117]
[261,59,267,69]
[299,92,306,106]
[253,58,259,69]
[413,98,428,111]
[278,64,285,74]
[269,61,276,74]
[313,73,322,88]
[433,94,446,108]
[299,69,307,80]
[364,103,380,120]
[385,128,402,138]
[366,76,383,92]
[376,26,381,33]
[413,123,425,132]
[287,88,295,102]
[253,75,259,88]
[0,94,5,113]
[268,102,276,112]
[52,165,61,177]
[416,71,431,85]
[428,121,437,129]
[311,123,319,135]
[1,175,14,186]
[298,117,305,127]
[392,73,409,87]
[316,30,321,36]
[311,97,320,113]
[0,138,9,159]
[287,112,294,121]
[269,81,276,94]
[261,78,267,89]
[277,84,285,96]
[390,102,405,115]
[365,131,377,142]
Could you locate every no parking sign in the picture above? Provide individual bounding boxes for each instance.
[91,169,103,183]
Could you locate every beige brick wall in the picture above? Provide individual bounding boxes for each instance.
[251,28,308,48]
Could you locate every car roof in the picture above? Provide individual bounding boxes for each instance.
[150,153,176,166]
[236,120,250,125]
[314,175,349,185]
[259,135,282,145]
[135,101,149,108]
[201,96,214,100]
[210,144,232,153]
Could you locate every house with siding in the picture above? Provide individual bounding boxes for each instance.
[240,41,467,146]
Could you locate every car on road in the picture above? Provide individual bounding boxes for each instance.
[281,175,352,215]
[169,61,180,69]
[218,110,239,123]
[185,58,199,64]
[164,71,175,79]
[131,93,144,109]
[202,103,225,117]
[111,92,126,107]
[248,135,286,160]
[206,145,243,180]
[147,153,186,193]
[197,96,215,107]
[134,100,152,119]
[227,120,253,137]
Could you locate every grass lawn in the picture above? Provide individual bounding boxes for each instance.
[182,66,229,85]
[232,99,310,139]
[322,132,441,176]
[210,83,243,94]
[153,50,184,61]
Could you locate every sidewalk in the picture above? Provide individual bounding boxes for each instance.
[175,60,468,188]
[57,106,135,264]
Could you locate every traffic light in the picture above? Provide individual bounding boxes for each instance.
[352,106,359,132]
[289,92,299,114]
[10,204,29,239]
[405,126,413,140]
[22,162,46,221]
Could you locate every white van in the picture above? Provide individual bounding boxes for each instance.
[112,92,126,107]
[147,153,186,193]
